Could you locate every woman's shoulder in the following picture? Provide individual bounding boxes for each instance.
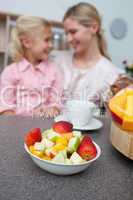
[99,57,124,74]
[98,57,124,85]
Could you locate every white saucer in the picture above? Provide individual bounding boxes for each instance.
[54,114,103,131]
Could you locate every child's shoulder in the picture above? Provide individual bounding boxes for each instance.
[0,62,21,82]
[2,62,19,75]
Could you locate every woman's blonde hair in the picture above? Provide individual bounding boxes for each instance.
[10,15,51,62]
[63,2,110,60]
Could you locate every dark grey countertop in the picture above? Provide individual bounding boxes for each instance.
[0,115,133,200]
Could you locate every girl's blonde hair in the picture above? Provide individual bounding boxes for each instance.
[10,15,51,62]
[63,2,110,60]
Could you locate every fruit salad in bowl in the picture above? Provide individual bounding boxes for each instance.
[24,121,101,175]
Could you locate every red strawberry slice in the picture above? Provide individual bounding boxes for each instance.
[25,128,42,146]
[77,135,97,160]
[53,121,73,134]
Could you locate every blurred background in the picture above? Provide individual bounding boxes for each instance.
[0,0,133,76]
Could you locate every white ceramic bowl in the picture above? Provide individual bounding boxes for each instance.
[24,142,101,175]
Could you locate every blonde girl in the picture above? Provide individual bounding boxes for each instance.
[0,15,63,117]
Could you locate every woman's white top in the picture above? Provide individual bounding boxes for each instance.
[52,50,124,103]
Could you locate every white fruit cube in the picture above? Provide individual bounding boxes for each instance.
[41,138,54,148]
[70,152,85,164]
[42,128,53,138]
[34,142,45,151]
[52,152,65,164]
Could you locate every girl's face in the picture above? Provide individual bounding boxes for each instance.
[63,18,98,55]
[22,26,53,63]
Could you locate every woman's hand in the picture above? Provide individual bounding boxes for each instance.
[111,75,133,95]
[33,105,60,118]
[0,110,15,115]
[43,106,60,118]
[33,105,44,117]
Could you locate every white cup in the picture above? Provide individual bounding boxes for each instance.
[64,100,96,127]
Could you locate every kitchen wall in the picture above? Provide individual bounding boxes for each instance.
[0,0,133,68]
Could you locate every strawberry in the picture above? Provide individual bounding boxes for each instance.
[25,128,42,146]
[77,135,97,160]
[53,121,73,134]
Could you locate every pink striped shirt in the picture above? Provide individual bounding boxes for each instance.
[0,58,63,116]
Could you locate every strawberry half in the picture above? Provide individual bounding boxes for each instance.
[77,135,97,160]
[53,121,73,134]
[25,128,42,146]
